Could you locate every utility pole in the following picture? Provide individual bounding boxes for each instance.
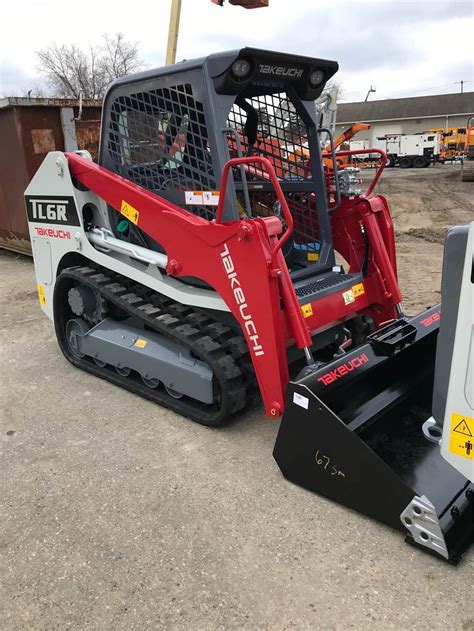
[460,80,464,93]
[166,0,268,66]
[166,0,182,66]
[364,86,376,102]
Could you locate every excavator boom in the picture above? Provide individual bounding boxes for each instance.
[329,122,371,151]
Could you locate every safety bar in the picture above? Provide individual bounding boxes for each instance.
[216,156,294,268]
[319,126,341,209]
[221,127,252,217]
[322,148,387,197]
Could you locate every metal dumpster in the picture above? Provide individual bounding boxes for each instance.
[0,98,102,255]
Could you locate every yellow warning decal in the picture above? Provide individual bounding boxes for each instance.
[307,252,319,262]
[301,303,313,318]
[352,282,365,298]
[342,289,355,305]
[120,200,139,225]
[135,338,148,349]
[37,284,46,306]
[449,413,474,460]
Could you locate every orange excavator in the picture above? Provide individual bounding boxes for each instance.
[287,122,371,174]
[228,117,371,179]
[329,122,371,166]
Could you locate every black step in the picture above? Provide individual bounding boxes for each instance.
[294,272,355,299]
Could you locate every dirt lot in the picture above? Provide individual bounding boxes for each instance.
[366,163,474,312]
[1,164,473,630]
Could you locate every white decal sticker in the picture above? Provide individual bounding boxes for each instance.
[203,191,220,206]
[343,289,355,305]
[293,392,309,410]
[185,191,204,205]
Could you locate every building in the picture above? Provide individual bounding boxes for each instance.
[335,92,474,144]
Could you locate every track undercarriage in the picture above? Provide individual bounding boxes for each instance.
[56,265,258,426]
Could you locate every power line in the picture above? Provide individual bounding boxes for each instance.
[380,81,472,99]
[343,80,473,103]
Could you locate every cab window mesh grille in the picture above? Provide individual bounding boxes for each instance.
[228,93,309,180]
[107,83,216,219]
[227,92,320,252]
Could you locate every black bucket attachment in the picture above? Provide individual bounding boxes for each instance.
[274,306,474,563]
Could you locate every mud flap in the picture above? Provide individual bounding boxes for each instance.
[273,306,474,563]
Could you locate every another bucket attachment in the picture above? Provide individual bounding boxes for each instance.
[274,307,474,563]
[425,223,474,483]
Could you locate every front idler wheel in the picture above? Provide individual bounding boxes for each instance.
[67,284,107,325]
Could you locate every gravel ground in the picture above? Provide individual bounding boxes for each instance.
[366,163,473,313]
[1,164,473,630]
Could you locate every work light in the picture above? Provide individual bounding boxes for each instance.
[309,70,325,87]
[231,59,252,79]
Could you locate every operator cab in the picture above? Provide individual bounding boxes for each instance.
[100,48,362,302]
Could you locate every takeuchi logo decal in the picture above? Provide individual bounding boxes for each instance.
[421,310,441,328]
[317,353,369,386]
[34,226,71,239]
[220,243,264,357]
[258,64,304,79]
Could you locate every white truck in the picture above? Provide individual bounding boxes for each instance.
[372,132,442,168]
[347,139,380,163]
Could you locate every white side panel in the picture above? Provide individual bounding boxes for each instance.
[440,222,474,482]
[386,137,400,154]
[31,238,53,285]
[372,137,388,152]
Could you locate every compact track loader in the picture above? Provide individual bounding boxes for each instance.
[25,48,473,562]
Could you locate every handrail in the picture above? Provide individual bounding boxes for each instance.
[322,148,387,197]
[215,156,294,267]
[221,127,252,216]
[319,126,341,209]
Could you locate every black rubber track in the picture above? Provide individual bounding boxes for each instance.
[54,265,258,426]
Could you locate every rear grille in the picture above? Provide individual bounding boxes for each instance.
[295,274,353,298]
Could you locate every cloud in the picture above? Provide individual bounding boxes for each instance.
[0,0,472,100]
[0,61,44,96]
[173,0,473,99]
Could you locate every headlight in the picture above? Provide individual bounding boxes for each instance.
[231,59,252,79]
[309,70,325,88]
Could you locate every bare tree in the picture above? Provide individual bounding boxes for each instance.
[102,34,144,81]
[36,34,145,99]
[324,81,345,102]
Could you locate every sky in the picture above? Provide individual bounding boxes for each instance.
[0,0,473,102]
